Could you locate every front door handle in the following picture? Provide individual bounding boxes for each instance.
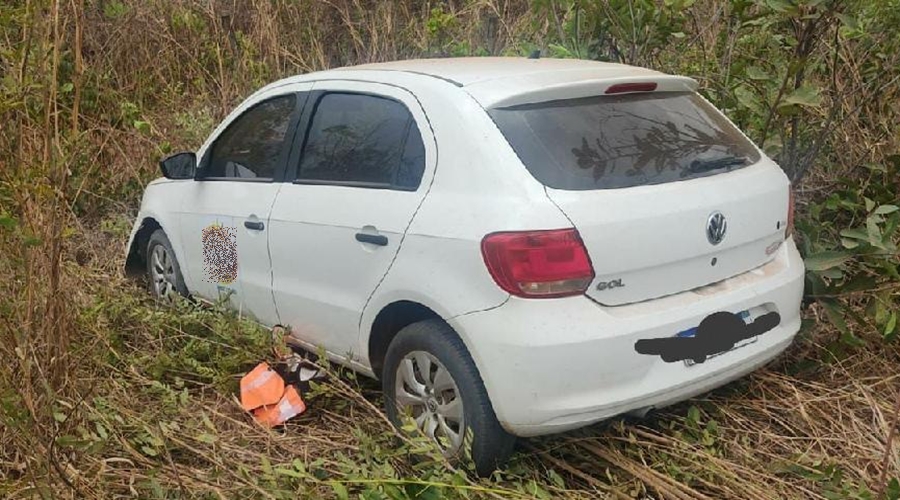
[244,220,265,231]
[355,232,388,246]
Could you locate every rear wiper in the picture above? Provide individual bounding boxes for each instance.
[686,156,749,175]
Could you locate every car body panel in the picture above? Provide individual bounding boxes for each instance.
[548,158,790,306]
[175,82,312,320]
[125,179,191,278]
[267,79,438,361]
[450,239,804,436]
[177,182,283,319]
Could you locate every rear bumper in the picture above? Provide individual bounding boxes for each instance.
[450,239,804,437]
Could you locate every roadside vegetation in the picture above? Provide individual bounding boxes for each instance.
[1,0,899,498]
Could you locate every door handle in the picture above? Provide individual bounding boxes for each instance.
[244,220,265,231]
[355,232,388,246]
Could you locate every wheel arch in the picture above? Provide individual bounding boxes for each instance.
[124,217,164,277]
[367,300,445,379]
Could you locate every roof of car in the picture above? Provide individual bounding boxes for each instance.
[260,57,694,108]
[336,57,663,87]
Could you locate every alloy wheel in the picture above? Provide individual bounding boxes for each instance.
[394,351,465,455]
[149,244,177,301]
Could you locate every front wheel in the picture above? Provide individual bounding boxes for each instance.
[382,319,516,476]
[145,229,188,301]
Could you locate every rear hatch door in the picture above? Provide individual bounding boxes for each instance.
[489,89,790,305]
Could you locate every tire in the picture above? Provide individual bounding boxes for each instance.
[382,319,516,476]
[145,229,189,301]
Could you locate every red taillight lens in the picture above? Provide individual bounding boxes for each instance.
[785,188,795,239]
[605,82,658,94]
[481,229,595,298]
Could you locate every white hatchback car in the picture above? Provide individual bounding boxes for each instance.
[126,57,804,474]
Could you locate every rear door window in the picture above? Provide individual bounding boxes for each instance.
[296,92,425,190]
[489,92,761,190]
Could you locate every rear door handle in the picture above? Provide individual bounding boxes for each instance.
[355,233,388,246]
[244,220,265,231]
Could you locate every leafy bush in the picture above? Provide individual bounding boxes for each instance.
[799,156,900,348]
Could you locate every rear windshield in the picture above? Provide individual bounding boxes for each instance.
[488,92,761,190]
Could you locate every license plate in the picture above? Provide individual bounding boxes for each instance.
[676,309,756,366]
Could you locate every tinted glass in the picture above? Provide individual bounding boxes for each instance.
[297,93,424,188]
[489,92,761,190]
[205,94,295,179]
[396,122,425,189]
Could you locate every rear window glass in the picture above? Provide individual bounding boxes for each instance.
[297,92,425,190]
[488,92,761,190]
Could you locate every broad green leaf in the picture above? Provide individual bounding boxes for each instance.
[874,204,899,215]
[887,477,900,500]
[875,300,889,325]
[840,275,877,294]
[383,484,405,500]
[782,86,822,107]
[133,120,151,134]
[331,483,349,500]
[836,13,859,31]
[840,238,859,249]
[840,228,869,241]
[884,213,900,238]
[527,480,553,500]
[0,215,16,230]
[273,467,305,479]
[804,251,850,271]
[56,435,81,447]
[821,300,851,337]
[766,0,797,13]
[734,85,762,112]
[884,312,898,339]
[687,405,701,423]
[746,66,769,80]
[884,262,900,281]
[821,268,843,280]
[867,216,885,248]
[548,469,566,489]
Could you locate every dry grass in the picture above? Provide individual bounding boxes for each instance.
[2,0,900,498]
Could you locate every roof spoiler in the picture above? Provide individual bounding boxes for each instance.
[488,75,699,108]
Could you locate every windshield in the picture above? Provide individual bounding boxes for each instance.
[489,91,761,190]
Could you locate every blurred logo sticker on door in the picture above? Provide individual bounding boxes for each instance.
[202,223,238,284]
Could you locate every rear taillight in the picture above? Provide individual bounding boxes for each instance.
[481,229,595,298]
[785,188,795,239]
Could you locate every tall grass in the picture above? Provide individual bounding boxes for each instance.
[1,0,899,498]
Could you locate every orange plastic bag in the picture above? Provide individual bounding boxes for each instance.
[240,362,285,411]
[252,385,306,427]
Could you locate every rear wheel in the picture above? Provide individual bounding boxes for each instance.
[146,229,188,301]
[382,319,516,476]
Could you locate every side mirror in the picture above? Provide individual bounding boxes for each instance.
[159,152,196,179]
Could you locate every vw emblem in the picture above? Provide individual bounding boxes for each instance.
[706,212,727,245]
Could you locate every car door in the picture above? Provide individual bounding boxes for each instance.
[178,86,309,324]
[267,81,435,361]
